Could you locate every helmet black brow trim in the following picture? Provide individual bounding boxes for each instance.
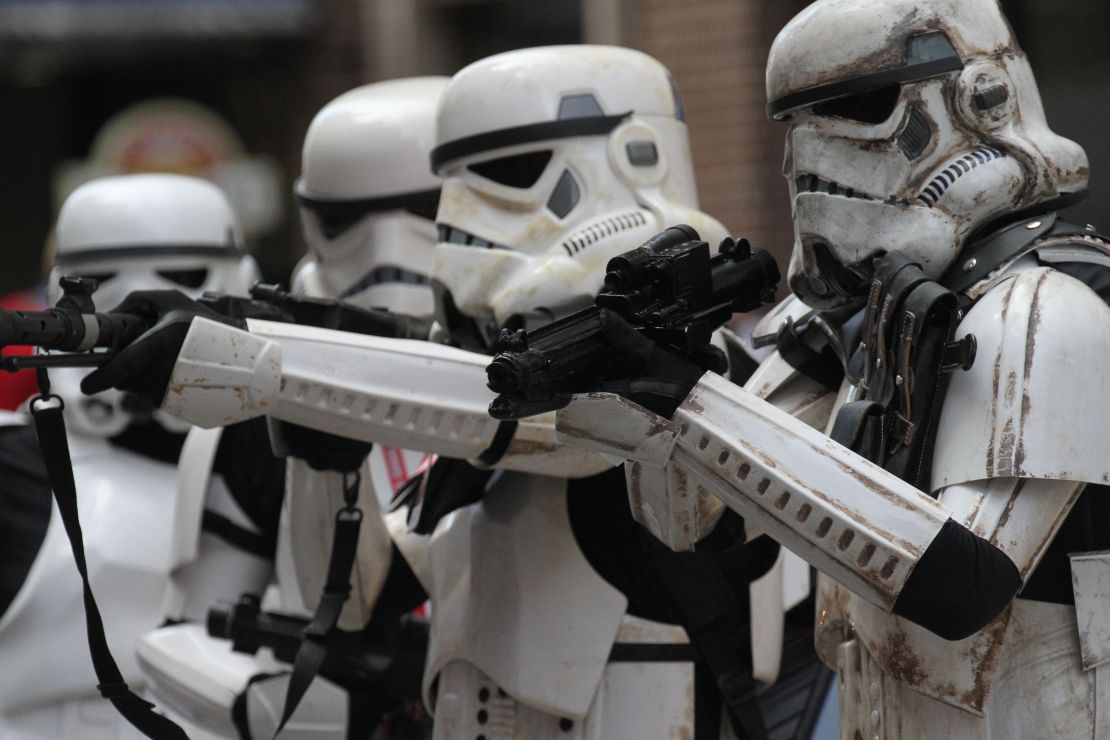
[430,113,630,173]
[296,186,442,238]
[768,31,964,120]
[55,244,244,265]
[295,185,441,217]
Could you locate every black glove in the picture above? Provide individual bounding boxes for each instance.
[278,421,372,473]
[596,309,712,418]
[81,290,243,405]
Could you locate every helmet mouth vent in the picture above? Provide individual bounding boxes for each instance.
[796,174,875,201]
[559,210,649,256]
[916,147,1004,207]
[340,265,430,299]
[437,223,502,250]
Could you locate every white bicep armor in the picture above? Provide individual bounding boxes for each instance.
[161,318,612,478]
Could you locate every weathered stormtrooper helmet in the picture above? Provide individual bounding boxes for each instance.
[430,44,727,346]
[293,77,448,315]
[49,173,258,436]
[768,0,1089,309]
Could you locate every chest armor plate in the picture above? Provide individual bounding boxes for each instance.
[421,471,627,718]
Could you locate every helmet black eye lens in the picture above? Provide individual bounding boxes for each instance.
[813,85,901,125]
[309,203,372,239]
[468,150,553,189]
[157,269,209,289]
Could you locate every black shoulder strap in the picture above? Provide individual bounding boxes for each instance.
[28,374,188,740]
[773,312,847,391]
[839,255,973,490]
[942,213,1058,294]
[273,471,363,738]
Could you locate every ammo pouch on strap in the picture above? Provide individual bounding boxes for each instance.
[831,253,974,491]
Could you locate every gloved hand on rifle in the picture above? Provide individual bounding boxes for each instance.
[81,290,241,405]
[81,289,373,471]
[595,309,724,419]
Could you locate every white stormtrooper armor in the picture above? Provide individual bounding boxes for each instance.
[292,77,448,318]
[143,80,454,740]
[125,45,802,738]
[553,2,1110,737]
[48,174,260,437]
[0,174,267,740]
[286,79,447,624]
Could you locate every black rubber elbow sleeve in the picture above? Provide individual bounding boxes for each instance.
[892,519,1021,641]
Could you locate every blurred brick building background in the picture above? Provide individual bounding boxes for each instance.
[0,0,1106,294]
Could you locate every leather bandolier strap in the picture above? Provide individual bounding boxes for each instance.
[831,253,972,491]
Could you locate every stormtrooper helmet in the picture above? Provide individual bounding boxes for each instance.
[49,173,258,436]
[293,77,448,316]
[767,0,1089,309]
[429,44,728,347]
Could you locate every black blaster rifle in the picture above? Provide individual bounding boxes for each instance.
[486,224,780,420]
[0,278,431,373]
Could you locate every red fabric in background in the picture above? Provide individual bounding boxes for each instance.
[0,289,47,410]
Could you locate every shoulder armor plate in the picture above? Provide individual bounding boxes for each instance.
[933,266,1110,489]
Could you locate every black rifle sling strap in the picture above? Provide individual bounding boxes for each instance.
[273,471,363,738]
[28,373,188,740]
